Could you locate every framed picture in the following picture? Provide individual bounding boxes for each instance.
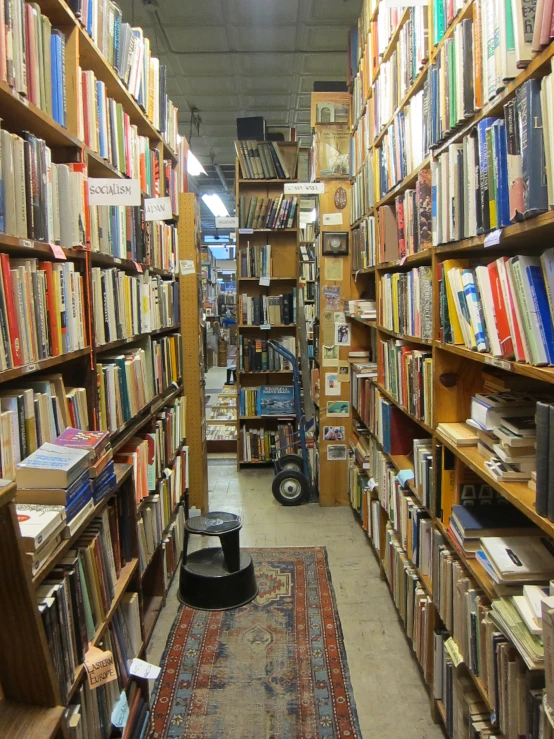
[323,426,345,441]
[326,400,349,417]
[327,444,347,461]
[322,231,349,257]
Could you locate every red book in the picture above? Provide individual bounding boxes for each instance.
[0,254,22,366]
[38,261,60,356]
[395,195,406,259]
[54,428,110,458]
[496,256,526,362]
[487,260,514,358]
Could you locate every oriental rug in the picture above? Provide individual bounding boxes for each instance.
[149,547,361,739]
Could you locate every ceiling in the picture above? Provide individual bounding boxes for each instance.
[118,0,362,234]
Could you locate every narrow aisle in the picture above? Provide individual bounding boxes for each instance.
[150,457,443,738]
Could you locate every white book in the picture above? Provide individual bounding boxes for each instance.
[475,265,502,356]
[543,77,554,208]
[16,503,66,552]
[481,536,554,581]
[513,594,542,634]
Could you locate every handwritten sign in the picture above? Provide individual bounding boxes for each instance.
[180,259,195,276]
[144,196,173,222]
[484,229,502,247]
[129,657,161,680]
[284,182,325,194]
[216,216,238,229]
[87,178,141,206]
[111,691,130,729]
[84,646,117,689]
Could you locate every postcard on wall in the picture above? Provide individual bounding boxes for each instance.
[325,372,341,396]
[326,400,350,417]
[334,311,346,323]
[322,311,335,345]
[316,126,350,178]
[323,426,346,441]
[335,322,351,346]
[337,361,350,382]
[323,285,342,310]
[322,344,339,366]
[327,444,348,461]
[324,259,343,281]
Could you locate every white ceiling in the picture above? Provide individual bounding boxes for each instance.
[118,0,362,230]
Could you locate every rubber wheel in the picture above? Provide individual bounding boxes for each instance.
[276,454,303,472]
[272,469,308,506]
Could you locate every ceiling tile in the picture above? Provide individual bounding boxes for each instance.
[243,76,294,93]
[186,94,239,110]
[240,94,291,109]
[185,77,238,95]
[305,26,351,50]
[178,54,237,76]
[233,26,297,52]
[236,53,295,74]
[165,26,229,52]
[301,52,348,74]
[307,0,363,22]
[156,0,226,25]
[230,0,299,24]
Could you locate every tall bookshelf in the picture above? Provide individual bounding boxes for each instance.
[0,0,190,733]
[347,0,554,734]
[235,147,300,466]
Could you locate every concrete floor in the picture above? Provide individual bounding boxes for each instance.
[146,368,444,738]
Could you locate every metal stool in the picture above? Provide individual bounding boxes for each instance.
[178,512,257,610]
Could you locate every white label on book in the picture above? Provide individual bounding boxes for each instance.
[367,477,377,491]
[363,462,370,470]
[144,196,173,222]
[259,277,270,286]
[111,691,130,729]
[322,213,343,226]
[484,229,502,247]
[485,355,512,372]
[444,637,464,667]
[129,657,161,680]
[87,178,141,206]
[261,324,271,330]
[20,239,32,248]
[180,259,195,276]
[84,646,117,689]
[284,182,325,194]
[239,228,254,234]
[216,216,238,229]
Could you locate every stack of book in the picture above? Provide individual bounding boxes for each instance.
[241,423,294,463]
[238,196,298,229]
[239,292,296,326]
[54,428,115,505]
[16,503,66,576]
[439,254,554,364]
[239,244,272,279]
[235,140,294,180]
[238,336,295,372]
[379,268,432,339]
[345,299,377,319]
[91,269,179,345]
[151,333,182,394]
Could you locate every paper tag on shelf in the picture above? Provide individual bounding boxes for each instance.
[284,182,325,194]
[133,261,143,273]
[111,691,130,729]
[261,324,271,330]
[19,239,33,248]
[50,244,67,260]
[84,646,117,689]
[180,259,195,275]
[239,228,254,234]
[484,355,512,372]
[397,469,415,487]
[399,255,407,266]
[363,462,370,470]
[88,178,141,206]
[444,637,464,667]
[216,216,238,228]
[144,196,173,222]
[113,258,122,264]
[259,276,270,286]
[24,363,37,374]
[322,213,343,226]
[129,657,161,680]
[484,229,502,247]
[367,477,377,491]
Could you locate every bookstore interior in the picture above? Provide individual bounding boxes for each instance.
[9,0,554,737]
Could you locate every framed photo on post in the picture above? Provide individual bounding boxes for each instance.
[322,231,349,257]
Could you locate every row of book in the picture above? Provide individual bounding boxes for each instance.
[0,257,86,372]
[300,262,315,282]
[303,282,315,302]
[238,196,298,230]
[80,68,162,194]
[351,217,376,271]
[239,386,295,418]
[351,159,374,225]
[378,338,433,427]
[234,140,295,180]
[238,336,295,373]
[379,267,433,339]
[91,269,179,346]
[240,422,294,463]
[90,207,178,272]
[138,472,185,573]
[239,243,272,279]
[438,253,554,366]
[238,292,296,327]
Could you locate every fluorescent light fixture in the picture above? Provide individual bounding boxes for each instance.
[202,194,229,218]
[187,151,207,176]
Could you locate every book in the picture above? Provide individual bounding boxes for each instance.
[481,536,554,582]
[16,502,66,552]
[16,442,90,489]
[437,422,478,446]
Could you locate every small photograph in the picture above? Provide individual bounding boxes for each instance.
[323,426,345,441]
[322,344,339,366]
[325,373,341,396]
[338,365,349,378]
[327,400,350,417]
[322,231,349,256]
[327,444,348,461]
[316,102,350,124]
[335,323,351,346]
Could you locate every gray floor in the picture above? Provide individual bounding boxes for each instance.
[146,369,444,738]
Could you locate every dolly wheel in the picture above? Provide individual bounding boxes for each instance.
[277,454,303,472]
[272,469,308,506]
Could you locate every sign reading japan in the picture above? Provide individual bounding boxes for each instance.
[284,182,325,195]
[88,178,141,206]
[144,197,173,222]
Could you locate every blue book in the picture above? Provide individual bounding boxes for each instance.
[526,262,554,365]
[92,473,116,505]
[257,386,294,417]
[494,121,511,227]
[65,481,93,522]
[517,79,548,218]
[382,401,391,453]
[451,504,535,537]
[462,269,487,352]
[86,0,93,36]
[97,81,106,158]
[50,34,59,125]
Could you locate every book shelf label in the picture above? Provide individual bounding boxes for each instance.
[19,239,32,248]
[180,259,196,275]
[322,213,343,225]
[50,244,67,260]
[129,657,161,679]
[111,691,130,729]
[84,645,117,689]
[484,229,503,247]
[259,277,270,286]
[484,356,512,372]
[88,179,141,206]
[261,324,271,330]
[239,228,254,234]
[144,196,173,222]
[216,216,238,228]
[284,182,325,194]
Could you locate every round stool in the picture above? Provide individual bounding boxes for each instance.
[178,512,257,611]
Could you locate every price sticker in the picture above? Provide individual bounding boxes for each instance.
[485,355,512,371]
[259,277,270,286]
[20,239,32,248]
[50,244,67,260]
[134,261,143,273]
[261,324,271,330]
[24,363,37,374]
[484,229,502,247]
[113,257,122,264]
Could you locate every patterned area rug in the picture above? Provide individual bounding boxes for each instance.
[149,547,361,739]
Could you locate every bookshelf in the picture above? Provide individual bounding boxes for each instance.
[235,146,300,466]
[347,0,554,734]
[0,0,190,734]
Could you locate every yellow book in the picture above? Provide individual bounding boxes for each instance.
[442,259,469,345]
[169,338,178,382]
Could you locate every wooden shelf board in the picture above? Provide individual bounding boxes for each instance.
[238,179,298,184]
[238,459,274,465]
[240,415,295,420]
[0,481,17,509]
[376,248,433,271]
[238,369,293,374]
[374,382,433,434]
[95,325,180,354]
[0,234,85,261]
[0,347,91,384]
[238,228,298,233]
[238,277,297,281]
[66,557,139,701]
[90,251,175,279]
[376,325,433,346]
[0,701,65,739]
[351,266,376,275]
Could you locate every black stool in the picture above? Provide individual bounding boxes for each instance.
[225,366,236,385]
[178,512,257,610]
